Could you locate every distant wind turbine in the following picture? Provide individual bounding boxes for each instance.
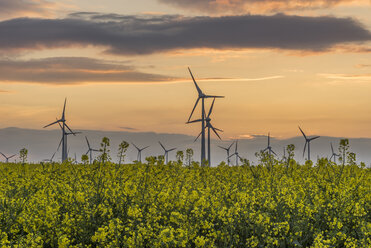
[189,98,222,166]
[228,140,243,166]
[85,136,99,164]
[218,141,235,165]
[299,126,320,161]
[132,143,149,163]
[44,98,76,162]
[159,141,176,164]
[187,67,224,166]
[0,152,16,163]
[262,133,277,157]
[330,142,340,163]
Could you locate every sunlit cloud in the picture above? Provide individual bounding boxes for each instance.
[0,57,177,84]
[158,0,368,14]
[319,73,371,80]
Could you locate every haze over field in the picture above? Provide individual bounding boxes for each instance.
[0,0,370,153]
[1,127,370,165]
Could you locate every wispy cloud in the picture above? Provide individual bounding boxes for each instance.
[158,0,367,14]
[0,13,370,55]
[319,73,371,80]
[119,126,139,131]
[0,57,177,84]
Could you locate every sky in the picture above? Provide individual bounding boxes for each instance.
[0,0,370,140]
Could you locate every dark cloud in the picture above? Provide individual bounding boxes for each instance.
[158,0,360,14]
[0,13,370,55]
[0,57,176,84]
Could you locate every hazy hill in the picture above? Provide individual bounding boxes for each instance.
[0,127,370,165]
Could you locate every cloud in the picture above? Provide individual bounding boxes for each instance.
[0,0,59,19]
[0,13,370,55]
[319,73,371,80]
[158,0,365,14]
[0,57,176,84]
[119,126,138,131]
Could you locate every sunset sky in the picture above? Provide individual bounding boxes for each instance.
[0,0,370,140]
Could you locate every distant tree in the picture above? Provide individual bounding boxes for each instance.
[81,154,89,165]
[339,139,349,165]
[286,144,295,166]
[117,140,129,165]
[157,155,165,165]
[347,152,356,166]
[19,148,28,164]
[185,148,194,166]
[145,156,157,165]
[98,137,111,164]
[176,150,184,164]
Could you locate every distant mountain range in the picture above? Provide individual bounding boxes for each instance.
[0,127,370,165]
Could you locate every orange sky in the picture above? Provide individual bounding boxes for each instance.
[0,0,370,139]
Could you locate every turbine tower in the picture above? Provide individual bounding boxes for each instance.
[228,140,243,166]
[263,133,277,156]
[132,143,149,163]
[218,141,235,165]
[0,152,16,163]
[44,98,76,162]
[330,142,340,163]
[188,98,222,166]
[187,67,224,166]
[85,136,99,164]
[159,142,176,164]
[299,126,320,161]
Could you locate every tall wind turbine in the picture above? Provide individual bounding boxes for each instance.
[262,133,277,156]
[159,142,176,164]
[330,143,340,163]
[187,67,224,166]
[188,98,223,166]
[44,98,76,162]
[132,143,149,163]
[299,126,320,161]
[228,140,243,166]
[218,141,235,165]
[0,152,16,163]
[85,136,99,164]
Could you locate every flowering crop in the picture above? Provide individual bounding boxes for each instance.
[0,160,369,247]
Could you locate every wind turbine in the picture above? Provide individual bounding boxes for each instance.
[218,141,235,165]
[85,136,99,164]
[188,98,223,166]
[0,152,16,163]
[44,98,76,162]
[132,143,149,163]
[159,142,176,164]
[298,126,320,161]
[330,143,340,163]
[228,140,243,166]
[262,133,277,157]
[187,67,224,166]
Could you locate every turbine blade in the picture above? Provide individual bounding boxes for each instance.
[310,136,320,141]
[44,120,61,128]
[211,125,222,140]
[131,142,139,150]
[159,141,165,151]
[85,136,91,149]
[207,98,216,118]
[188,67,203,96]
[8,154,16,159]
[228,141,235,150]
[263,147,268,152]
[298,126,307,139]
[303,141,307,157]
[65,123,75,135]
[271,149,277,156]
[187,118,202,124]
[218,146,227,151]
[168,148,177,152]
[0,152,6,159]
[331,143,334,153]
[51,152,56,160]
[142,146,150,151]
[57,137,63,151]
[62,98,66,119]
[188,97,200,122]
[205,95,224,98]
[194,131,202,142]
